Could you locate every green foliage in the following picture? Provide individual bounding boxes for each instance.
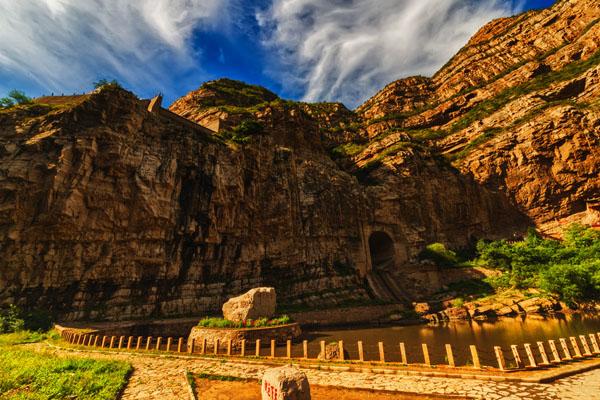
[196,372,249,382]
[451,297,465,308]
[201,79,278,109]
[218,119,264,144]
[0,89,32,109]
[0,305,24,333]
[330,142,368,159]
[197,315,292,328]
[0,305,52,333]
[0,345,131,399]
[419,243,460,267]
[475,225,600,303]
[93,78,122,89]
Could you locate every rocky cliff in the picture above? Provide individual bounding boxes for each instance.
[0,0,597,321]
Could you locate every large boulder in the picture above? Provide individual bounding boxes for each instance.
[262,365,311,400]
[223,287,276,322]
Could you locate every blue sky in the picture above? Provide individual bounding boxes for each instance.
[0,0,556,108]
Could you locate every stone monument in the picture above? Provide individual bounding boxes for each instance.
[262,365,311,400]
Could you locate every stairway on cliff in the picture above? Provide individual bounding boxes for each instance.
[366,259,413,305]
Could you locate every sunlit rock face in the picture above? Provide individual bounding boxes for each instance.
[0,0,597,321]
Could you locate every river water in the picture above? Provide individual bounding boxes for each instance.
[295,314,600,367]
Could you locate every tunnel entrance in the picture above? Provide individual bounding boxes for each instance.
[368,231,395,270]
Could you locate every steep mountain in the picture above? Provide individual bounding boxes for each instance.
[353,0,600,235]
[0,0,597,321]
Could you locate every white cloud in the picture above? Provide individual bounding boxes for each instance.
[0,0,231,97]
[257,0,523,108]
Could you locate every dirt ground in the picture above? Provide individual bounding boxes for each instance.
[193,378,466,399]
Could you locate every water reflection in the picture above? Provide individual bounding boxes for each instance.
[296,314,600,367]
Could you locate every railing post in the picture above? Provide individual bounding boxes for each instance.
[156,337,162,351]
[146,336,152,351]
[136,336,142,351]
[579,335,592,356]
[399,342,407,365]
[469,345,481,369]
[178,337,183,353]
[320,341,325,359]
[494,346,506,371]
[101,336,107,348]
[559,338,572,360]
[165,337,171,352]
[189,338,195,354]
[303,340,308,359]
[511,345,522,368]
[214,339,219,355]
[227,339,232,356]
[338,341,344,361]
[118,336,124,349]
[255,339,261,357]
[109,336,116,349]
[93,336,99,347]
[127,336,133,350]
[445,344,455,367]
[589,334,600,354]
[422,344,430,366]
[201,338,207,355]
[287,340,292,359]
[241,339,246,357]
[270,340,276,358]
[537,342,550,365]
[357,341,364,362]
[378,342,385,363]
[524,344,537,367]
[569,337,582,358]
[548,340,561,363]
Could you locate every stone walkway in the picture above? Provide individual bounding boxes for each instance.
[28,344,600,399]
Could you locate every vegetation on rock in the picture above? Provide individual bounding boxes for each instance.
[0,89,32,109]
[197,315,291,328]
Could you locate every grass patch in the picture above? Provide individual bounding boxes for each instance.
[196,373,252,382]
[197,315,291,329]
[0,331,131,400]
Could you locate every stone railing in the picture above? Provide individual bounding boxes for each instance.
[57,327,600,372]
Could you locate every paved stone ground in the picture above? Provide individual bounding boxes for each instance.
[26,344,600,399]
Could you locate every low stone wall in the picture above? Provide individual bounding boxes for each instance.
[187,323,301,350]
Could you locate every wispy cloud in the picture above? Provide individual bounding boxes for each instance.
[0,0,232,98]
[257,0,523,108]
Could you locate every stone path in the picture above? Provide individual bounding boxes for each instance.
[27,344,600,399]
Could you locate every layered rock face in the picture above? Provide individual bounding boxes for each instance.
[0,0,597,321]
[354,0,600,234]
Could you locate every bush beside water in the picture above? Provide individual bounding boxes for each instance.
[425,225,600,305]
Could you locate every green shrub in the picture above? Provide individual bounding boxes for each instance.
[0,89,32,109]
[0,305,52,333]
[475,224,600,302]
[93,78,122,89]
[197,315,292,329]
[218,119,264,144]
[0,305,25,333]
[420,243,459,267]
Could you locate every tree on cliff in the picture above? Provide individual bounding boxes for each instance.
[0,90,32,109]
[93,78,122,89]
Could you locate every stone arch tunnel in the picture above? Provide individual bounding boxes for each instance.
[365,230,411,304]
